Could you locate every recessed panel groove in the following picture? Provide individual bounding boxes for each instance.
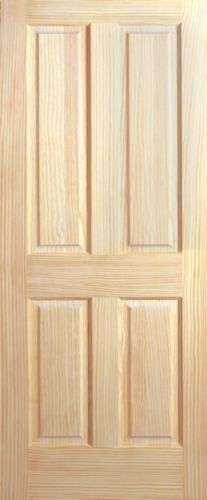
[122,299,182,445]
[29,299,89,445]
[27,26,87,251]
[124,26,179,251]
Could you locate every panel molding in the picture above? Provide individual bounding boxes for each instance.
[28,299,90,446]
[27,23,180,255]
[90,23,180,254]
[122,25,179,251]
[27,25,88,252]
[121,299,182,446]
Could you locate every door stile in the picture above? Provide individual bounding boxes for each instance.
[183,1,207,499]
[0,0,28,498]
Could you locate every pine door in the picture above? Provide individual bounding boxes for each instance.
[1,0,207,499]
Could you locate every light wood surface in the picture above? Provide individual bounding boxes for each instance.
[92,298,122,447]
[0,0,28,498]
[183,1,207,498]
[127,26,178,249]
[28,299,89,445]
[28,253,182,298]
[123,300,180,442]
[38,301,87,441]
[27,0,182,24]
[91,23,126,254]
[27,26,87,252]
[38,28,86,247]
[28,447,183,500]
[27,22,180,254]
[1,0,207,498]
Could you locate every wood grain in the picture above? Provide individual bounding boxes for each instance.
[28,300,89,445]
[183,0,207,498]
[122,300,179,443]
[91,24,126,254]
[126,26,178,250]
[28,447,183,500]
[90,24,179,253]
[27,26,87,251]
[39,301,88,441]
[27,0,182,24]
[28,22,180,255]
[28,253,182,299]
[0,0,28,498]
[2,0,207,498]
[92,298,122,447]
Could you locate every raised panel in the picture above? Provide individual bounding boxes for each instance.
[125,26,179,251]
[90,24,179,255]
[29,300,89,444]
[28,24,179,255]
[27,26,87,251]
[122,299,181,445]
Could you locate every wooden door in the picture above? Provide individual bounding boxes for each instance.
[1,0,207,499]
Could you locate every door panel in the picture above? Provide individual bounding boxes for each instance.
[122,299,180,444]
[29,300,89,444]
[1,1,207,499]
[28,23,179,254]
[127,26,178,250]
[27,25,87,252]
[27,10,183,494]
